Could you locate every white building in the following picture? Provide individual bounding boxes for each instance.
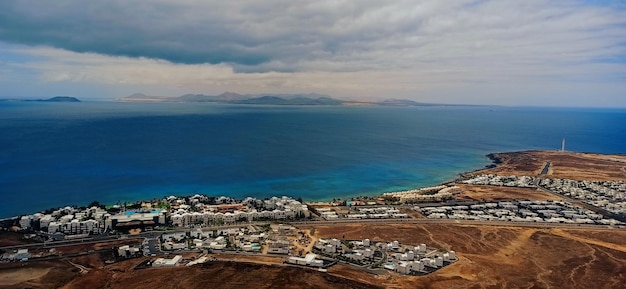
[19,216,31,229]
[162,232,187,242]
[15,249,29,261]
[152,255,183,267]
[286,253,324,267]
[118,245,140,257]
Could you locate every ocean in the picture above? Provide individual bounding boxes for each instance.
[1,101,625,218]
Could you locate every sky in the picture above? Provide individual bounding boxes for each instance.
[0,0,625,107]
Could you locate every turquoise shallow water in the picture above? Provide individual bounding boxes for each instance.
[1,101,625,218]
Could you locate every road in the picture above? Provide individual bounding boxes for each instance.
[540,161,551,175]
[3,216,623,253]
[289,218,624,231]
[0,235,144,251]
[0,223,270,251]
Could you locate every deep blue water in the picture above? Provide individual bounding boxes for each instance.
[1,101,625,218]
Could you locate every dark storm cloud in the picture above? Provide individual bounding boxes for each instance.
[0,1,281,66]
[0,0,447,72]
[1,0,625,80]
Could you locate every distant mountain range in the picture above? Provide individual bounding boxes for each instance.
[118,92,446,107]
[0,96,81,102]
[379,98,441,106]
[119,92,344,105]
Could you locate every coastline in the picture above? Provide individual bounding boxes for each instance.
[5,149,626,220]
[4,103,626,220]
[1,151,498,220]
[4,150,626,289]
[0,157,492,220]
[0,156,492,220]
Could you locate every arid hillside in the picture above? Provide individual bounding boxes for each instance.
[4,223,624,289]
[476,151,626,181]
[310,223,626,289]
[1,256,382,289]
[455,184,562,201]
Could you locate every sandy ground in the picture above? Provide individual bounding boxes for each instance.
[455,184,563,201]
[0,261,78,289]
[0,267,51,286]
[305,223,626,289]
[476,151,626,181]
[288,228,317,255]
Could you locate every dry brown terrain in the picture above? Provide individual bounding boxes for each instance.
[0,261,78,289]
[306,223,626,289]
[3,224,626,289]
[0,267,51,286]
[99,261,380,289]
[52,239,142,256]
[213,252,287,265]
[477,150,626,181]
[0,231,33,247]
[0,253,381,289]
[455,184,563,201]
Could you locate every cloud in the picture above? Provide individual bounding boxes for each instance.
[8,44,622,107]
[0,1,625,106]
[9,46,412,97]
[1,1,624,72]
